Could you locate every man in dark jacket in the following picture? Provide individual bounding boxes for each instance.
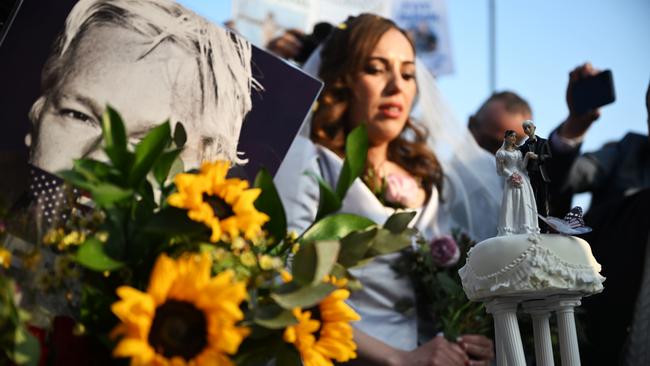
[519,120,552,221]
[548,64,650,365]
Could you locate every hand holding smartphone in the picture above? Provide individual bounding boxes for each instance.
[570,69,616,115]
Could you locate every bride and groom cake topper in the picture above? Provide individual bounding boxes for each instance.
[496,119,591,236]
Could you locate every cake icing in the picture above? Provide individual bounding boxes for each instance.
[459,233,605,301]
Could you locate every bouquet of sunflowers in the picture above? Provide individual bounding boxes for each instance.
[0,107,416,366]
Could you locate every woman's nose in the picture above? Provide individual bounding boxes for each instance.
[384,71,406,95]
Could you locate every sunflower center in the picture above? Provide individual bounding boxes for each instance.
[203,193,234,219]
[148,300,208,361]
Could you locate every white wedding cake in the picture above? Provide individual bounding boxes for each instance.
[459,233,605,301]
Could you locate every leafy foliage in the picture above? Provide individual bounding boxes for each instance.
[13,107,417,365]
[0,277,40,366]
[395,229,492,341]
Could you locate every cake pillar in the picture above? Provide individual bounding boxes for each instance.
[486,298,525,366]
[553,296,582,366]
[523,299,555,366]
[496,331,508,366]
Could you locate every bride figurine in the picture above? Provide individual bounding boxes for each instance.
[496,129,540,236]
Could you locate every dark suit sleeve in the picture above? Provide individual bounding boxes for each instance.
[539,139,551,163]
[547,128,582,215]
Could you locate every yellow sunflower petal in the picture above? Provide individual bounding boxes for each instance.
[113,338,154,361]
[147,254,178,306]
[194,349,234,366]
[0,248,12,268]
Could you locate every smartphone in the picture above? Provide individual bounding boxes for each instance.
[571,69,616,115]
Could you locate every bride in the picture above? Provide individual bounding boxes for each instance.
[496,130,540,236]
[276,13,496,366]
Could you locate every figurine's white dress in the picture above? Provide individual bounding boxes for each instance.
[495,148,539,236]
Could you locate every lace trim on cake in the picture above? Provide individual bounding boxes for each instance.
[459,243,605,300]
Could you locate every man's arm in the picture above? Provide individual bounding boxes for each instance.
[546,63,605,214]
[539,138,552,163]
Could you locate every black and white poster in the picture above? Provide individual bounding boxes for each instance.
[0,0,322,210]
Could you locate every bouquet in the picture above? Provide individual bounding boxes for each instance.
[0,107,418,366]
[508,172,523,188]
[401,230,492,341]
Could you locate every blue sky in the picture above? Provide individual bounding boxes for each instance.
[180,0,649,151]
[180,0,649,207]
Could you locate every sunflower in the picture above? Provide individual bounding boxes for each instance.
[111,253,249,366]
[0,248,11,269]
[283,278,360,366]
[168,161,269,243]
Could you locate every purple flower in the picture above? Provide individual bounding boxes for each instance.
[429,235,460,267]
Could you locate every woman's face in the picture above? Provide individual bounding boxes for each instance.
[348,28,416,146]
[506,133,517,146]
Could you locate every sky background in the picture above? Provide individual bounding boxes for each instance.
[180,0,650,209]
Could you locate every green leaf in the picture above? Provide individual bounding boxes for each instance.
[312,240,340,284]
[173,122,187,148]
[235,343,280,366]
[291,241,316,285]
[89,183,133,207]
[337,227,378,268]
[383,211,417,233]
[276,345,303,366]
[152,148,183,187]
[102,106,130,170]
[145,207,207,236]
[76,237,124,272]
[73,159,112,183]
[129,121,171,187]
[301,213,375,243]
[336,125,368,199]
[9,327,39,366]
[271,283,336,309]
[102,106,127,151]
[306,171,342,221]
[366,228,415,257]
[254,308,298,329]
[253,169,287,244]
[57,170,95,191]
[437,272,462,295]
[292,240,341,285]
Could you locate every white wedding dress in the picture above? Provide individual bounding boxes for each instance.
[495,148,539,236]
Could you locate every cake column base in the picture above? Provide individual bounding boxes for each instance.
[486,298,526,366]
[552,296,582,366]
[523,299,555,366]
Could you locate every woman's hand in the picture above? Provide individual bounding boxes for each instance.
[508,172,523,188]
[393,335,468,366]
[457,334,495,366]
[526,151,538,160]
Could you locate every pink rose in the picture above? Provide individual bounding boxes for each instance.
[430,235,460,267]
[385,173,419,208]
[508,173,523,188]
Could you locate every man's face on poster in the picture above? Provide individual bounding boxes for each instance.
[29,25,201,172]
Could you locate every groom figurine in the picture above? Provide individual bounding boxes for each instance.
[519,120,552,229]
